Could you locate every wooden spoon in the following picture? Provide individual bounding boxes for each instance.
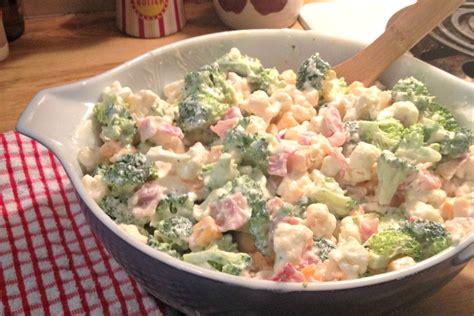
[333,0,464,87]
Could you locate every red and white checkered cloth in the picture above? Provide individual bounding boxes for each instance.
[0,132,173,315]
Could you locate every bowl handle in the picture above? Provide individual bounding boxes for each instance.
[453,242,474,265]
[16,88,92,153]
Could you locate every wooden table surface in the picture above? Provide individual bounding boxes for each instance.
[0,1,472,315]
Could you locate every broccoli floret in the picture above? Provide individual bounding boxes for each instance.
[401,220,450,259]
[151,97,176,120]
[147,235,181,259]
[395,124,442,163]
[215,48,279,94]
[376,151,417,205]
[248,68,280,94]
[154,193,194,222]
[296,53,331,91]
[177,64,235,143]
[223,119,270,172]
[356,119,405,151]
[378,209,408,231]
[229,175,272,256]
[424,121,471,160]
[154,216,193,252]
[313,237,336,262]
[202,153,240,193]
[208,234,239,253]
[365,230,422,270]
[103,153,154,196]
[393,78,471,159]
[92,164,107,177]
[437,130,471,159]
[392,77,434,111]
[183,245,252,276]
[310,188,357,218]
[93,101,137,145]
[425,102,462,132]
[100,195,134,224]
[216,48,263,77]
[309,176,357,217]
[230,175,264,205]
[391,76,471,159]
[249,199,272,256]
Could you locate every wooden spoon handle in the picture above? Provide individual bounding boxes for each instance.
[333,0,464,87]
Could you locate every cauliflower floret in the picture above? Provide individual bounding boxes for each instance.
[415,189,447,208]
[344,83,391,121]
[292,104,317,123]
[304,203,337,239]
[283,124,310,141]
[280,69,297,85]
[127,89,171,120]
[118,224,147,244]
[227,72,251,103]
[321,155,343,178]
[146,143,208,181]
[376,101,419,127]
[343,142,381,184]
[338,216,361,243]
[78,146,101,173]
[273,222,313,273]
[387,256,416,272]
[102,81,132,104]
[176,143,208,181]
[244,115,268,135]
[240,90,281,125]
[404,200,444,223]
[303,89,319,107]
[455,155,474,181]
[81,174,109,203]
[163,79,184,103]
[277,173,315,204]
[325,236,369,280]
[270,90,293,113]
[282,84,314,109]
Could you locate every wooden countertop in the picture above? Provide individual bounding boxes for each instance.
[0,2,472,315]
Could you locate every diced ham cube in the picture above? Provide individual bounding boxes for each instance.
[209,192,251,232]
[136,117,183,142]
[210,118,239,139]
[320,107,347,147]
[128,181,165,219]
[224,106,243,120]
[160,123,184,139]
[268,151,292,177]
[136,116,158,141]
[359,217,379,243]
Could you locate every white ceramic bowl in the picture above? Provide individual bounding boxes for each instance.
[17,30,474,315]
[213,0,303,29]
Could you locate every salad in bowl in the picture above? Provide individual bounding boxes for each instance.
[79,48,474,283]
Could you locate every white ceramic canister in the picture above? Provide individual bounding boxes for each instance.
[214,0,304,29]
[116,0,186,38]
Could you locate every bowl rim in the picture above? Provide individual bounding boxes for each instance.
[16,29,474,292]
